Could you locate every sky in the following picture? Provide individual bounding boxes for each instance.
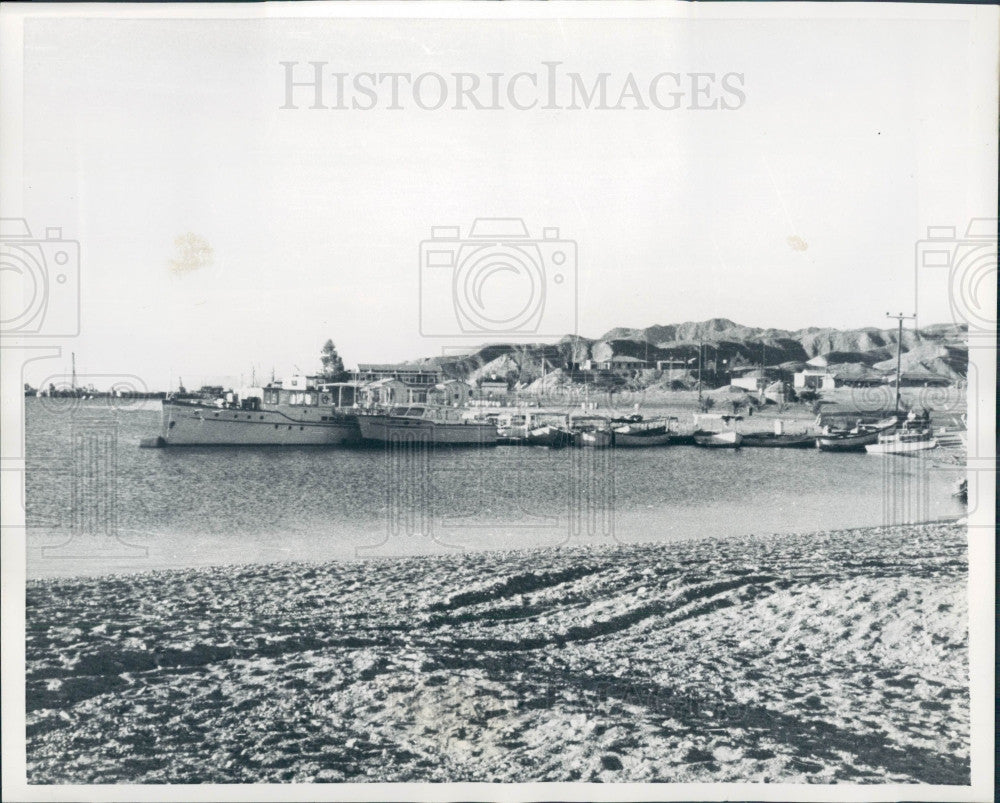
[5,7,996,390]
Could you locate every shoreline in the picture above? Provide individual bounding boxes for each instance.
[26,521,969,784]
[26,516,968,586]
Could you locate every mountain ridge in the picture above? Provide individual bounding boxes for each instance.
[407,319,967,386]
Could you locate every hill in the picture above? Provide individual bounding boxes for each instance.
[415,320,967,388]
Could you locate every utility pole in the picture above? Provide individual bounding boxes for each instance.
[697,338,703,405]
[886,312,916,415]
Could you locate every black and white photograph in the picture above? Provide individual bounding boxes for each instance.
[0,3,996,800]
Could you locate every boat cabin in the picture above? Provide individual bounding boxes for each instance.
[386,405,483,424]
[261,382,358,409]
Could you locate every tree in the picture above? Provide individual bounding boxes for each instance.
[699,396,716,412]
[320,340,346,381]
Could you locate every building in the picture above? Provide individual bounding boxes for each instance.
[730,367,782,392]
[359,378,414,406]
[583,355,650,373]
[475,378,509,400]
[428,379,473,407]
[352,363,442,387]
[888,369,952,388]
[793,369,837,391]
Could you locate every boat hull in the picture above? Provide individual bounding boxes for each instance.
[358,414,497,445]
[741,433,815,448]
[614,430,672,447]
[865,435,938,454]
[817,418,897,452]
[158,401,361,446]
[574,430,613,448]
[693,430,743,448]
[525,426,572,448]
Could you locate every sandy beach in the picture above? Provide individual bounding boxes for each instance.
[25,522,968,784]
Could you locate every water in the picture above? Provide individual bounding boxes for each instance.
[24,399,965,578]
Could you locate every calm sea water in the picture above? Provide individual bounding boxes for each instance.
[24,399,965,578]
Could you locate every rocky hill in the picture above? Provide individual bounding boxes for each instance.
[412,320,967,387]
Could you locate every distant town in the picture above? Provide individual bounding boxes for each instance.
[25,318,967,412]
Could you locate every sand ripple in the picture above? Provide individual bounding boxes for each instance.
[26,523,968,783]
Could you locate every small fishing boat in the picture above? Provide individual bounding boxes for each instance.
[525,423,572,448]
[741,422,815,448]
[612,417,676,447]
[864,421,938,455]
[816,417,897,452]
[576,428,614,448]
[692,414,743,448]
[571,415,613,448]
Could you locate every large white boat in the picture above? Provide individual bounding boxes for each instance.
[357,405,498,445]
[143,382,362,447]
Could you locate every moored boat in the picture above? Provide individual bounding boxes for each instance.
[575,429,614,448]
[146,381,362,447]
[692,413,743,448]
[525,424,572,448]
[358,404,498,445]
[741,432,815,448]
[816,417,897,452]
[570,415,613,448]
[612,417,676,447]
[864,422,938,455]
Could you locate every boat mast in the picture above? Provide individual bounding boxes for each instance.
[886,312,915,415]
[71,352,76,391]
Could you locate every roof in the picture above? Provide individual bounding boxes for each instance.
[608,355,649,364]
[364,377,407,388]
[356,363,440,373]
[829,363,885,380]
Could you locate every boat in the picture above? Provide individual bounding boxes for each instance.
[816,417,897,452]
[741,422,815,448]
[575,429,614,448]
[692,413,743,448]
[145,381,362,447]
[864,418,938,455]
[357,404,498,445]
[612,417,676,447]
[525,423,572,448]
[570,415,613,448]
[741,432,816,448]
